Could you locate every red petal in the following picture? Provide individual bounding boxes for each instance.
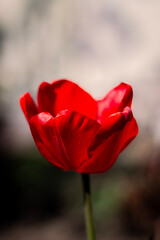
[19,92,38,121]
[117,115,138,154]
[80,107,138,173]
[54,110,100,171]
[97,83,133,124]
[37,79,97,120]
[29,112,66,169]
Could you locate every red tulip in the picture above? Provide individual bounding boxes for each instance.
[20,79,138,173]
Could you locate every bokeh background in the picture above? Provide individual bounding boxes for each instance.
[0,0,160,239]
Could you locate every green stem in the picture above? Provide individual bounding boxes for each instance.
[81,173,96,240]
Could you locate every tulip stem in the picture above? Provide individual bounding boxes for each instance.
[81,173,96,240]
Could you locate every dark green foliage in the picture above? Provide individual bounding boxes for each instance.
[0,147,76,227]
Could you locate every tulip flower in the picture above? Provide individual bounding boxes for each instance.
[20,79,138,240]
[20,79,138,173]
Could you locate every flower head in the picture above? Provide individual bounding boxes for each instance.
[20,79,138,173]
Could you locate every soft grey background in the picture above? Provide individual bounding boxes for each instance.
[0,0,160,150]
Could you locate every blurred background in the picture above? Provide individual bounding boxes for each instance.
[0,0,160,239]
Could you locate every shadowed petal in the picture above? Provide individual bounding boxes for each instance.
[97,83,133,124]
[54,110,100,171]
[19,92,38,122]
[37,79,97,119]
[29,112,66,169]
[80,107,138,173]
